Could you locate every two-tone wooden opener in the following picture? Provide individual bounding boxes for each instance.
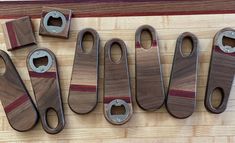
[0,50,38,131]
[68,28,99,114]
[27,48,65,134]
[166,32,199,119]
[135,25,165,111]
[205,28,235,114]
[104,39,133,125]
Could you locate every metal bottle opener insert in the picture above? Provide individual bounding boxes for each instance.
[216,31,235,53]
[43,11,66,34]
[29,50,53,73]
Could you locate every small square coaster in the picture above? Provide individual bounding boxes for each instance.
[2,16,36,51]
[39,7,72,38]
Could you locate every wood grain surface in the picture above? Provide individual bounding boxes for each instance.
[135,25,165,111]
[2,16,36,51]
[166,32,199,119]
[0,13,235,142]
[205,28,235,114]
[68,28,99,114]
[27,48,65,134]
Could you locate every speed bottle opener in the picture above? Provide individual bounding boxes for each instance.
[0,50,38,132]
[27,48,65,134]
[104,39,133,125]
[166,32,199,119]
[135,25,165,111]
[205,28,235,114]
[68,28,99,114]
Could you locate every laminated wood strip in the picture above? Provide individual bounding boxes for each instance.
[68,28,99,114]
[1,0,235,18]
[135,25,165,111]
[27,48,65,134]
[166,32,199,119]
[0,50,38,132]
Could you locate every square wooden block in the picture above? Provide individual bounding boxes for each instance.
[39,7,72,38]
[2,16,36,51]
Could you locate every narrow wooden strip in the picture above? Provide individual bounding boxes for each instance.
[5,22,18,49]
[4,94,29,113]
[168,89,195,99]
[29,71,56,78]
[104,96,131,104]
[70,84,96,92]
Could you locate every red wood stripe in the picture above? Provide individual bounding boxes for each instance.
[70,84,97,92]
[5,22,18,49]
[136,41,141,48]
[104,96,131,104]
[152,40,158,48]
[29,71,56,78]
[168,89,195,99]
[214,46,235,56]
[4,94,29,113]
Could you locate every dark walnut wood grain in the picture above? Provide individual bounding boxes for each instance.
[166,32,199,119]
[27,48,65,134]
[135,25,165,111]
[1,0,235,18]
[39,7,72,38]
[104,38,133,125]
[2,16,36,51]
[0,50,38,132]
[205,28,235,114]
[68,28,99,114]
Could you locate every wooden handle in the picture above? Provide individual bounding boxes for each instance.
[68,28,99,114]
[0,50,38,132]
[104,38,133,125]
[135,25,165,111]
[166,32,199,119]
[205,28,235,114]
[27,48,65,134]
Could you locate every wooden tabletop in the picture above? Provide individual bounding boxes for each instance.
[0,1,235,143]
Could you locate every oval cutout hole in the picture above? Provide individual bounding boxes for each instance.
[0,58,6,76]
[111,105,126,115]
[33,56,48,68]
[82,32,94,54]
[110,43,122,63]
[211,87,224,109]
[47,16,62,27]
[222,36,235,48]
[140,30,152,49]
[181,37,193,57]
[46,108,59,129]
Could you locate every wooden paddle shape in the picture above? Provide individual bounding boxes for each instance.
[68,28,99,114]
[27,48,65,134]
[104,39,133,125]
[135,25,165,111]
[205,28,235,114]
[166,32,199,119]
[0,50,38,131]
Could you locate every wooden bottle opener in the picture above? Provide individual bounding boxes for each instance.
[135,25,165,111]
[0,50,38,131]
[27,48,65,134]
[166,32,199,119]
[68,28,99,114]
[104,39,133,125]
[205,28,235,114]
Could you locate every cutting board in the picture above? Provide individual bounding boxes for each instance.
[0,13,235,142]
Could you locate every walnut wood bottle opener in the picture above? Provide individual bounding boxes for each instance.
[135,25,165,111]
[68,28,99,114]
[39,7,72,38]
[27,48,65,134]
[104,39,133,125]
[0,50,38,132]
[166,32,199,119]
[205,28,235,114]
